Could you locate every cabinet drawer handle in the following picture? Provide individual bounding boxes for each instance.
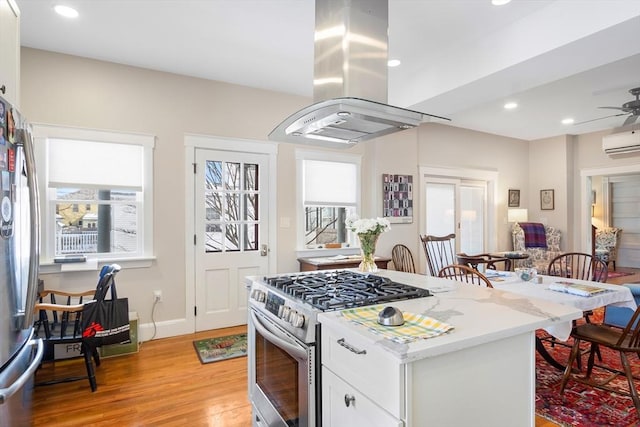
[337,338,366,355]
[344,394,356,407]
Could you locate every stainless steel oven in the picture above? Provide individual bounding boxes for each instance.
[246,271,430,427]
[248,307,316,427]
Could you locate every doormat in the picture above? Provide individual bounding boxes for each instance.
[193,333,247,364]
[535,326,640,426]
[607,271,633,279]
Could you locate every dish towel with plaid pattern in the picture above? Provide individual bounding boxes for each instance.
[341,306,454,344]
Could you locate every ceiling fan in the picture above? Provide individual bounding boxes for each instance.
[575,87,640,126]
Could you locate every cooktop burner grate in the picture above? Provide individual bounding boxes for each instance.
[264,271,431,311]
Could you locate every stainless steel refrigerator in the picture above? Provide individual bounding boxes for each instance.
[0,95,43,426]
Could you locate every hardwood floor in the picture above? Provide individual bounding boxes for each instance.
[605,266,640,285]
[33,267,640,426]
[32,326,251,427]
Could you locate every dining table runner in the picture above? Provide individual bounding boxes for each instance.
[341,306,454,344]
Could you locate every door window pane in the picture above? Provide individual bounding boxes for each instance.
[244,164,258,191]
[225,162,240,190]
[425,182,456,236]
[460,185,485,254]
[204,160,260,253]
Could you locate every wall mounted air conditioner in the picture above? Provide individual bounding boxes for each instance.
[602,130,640,155]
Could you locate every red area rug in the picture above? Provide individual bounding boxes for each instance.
[535,317,640,426]
[607,271,633,279]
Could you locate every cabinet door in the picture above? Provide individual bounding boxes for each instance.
[322,367,403,427]
[0,0,20,106]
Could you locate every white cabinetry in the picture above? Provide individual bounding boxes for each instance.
[320,314,538,427]
[0,0,20,106]
[322,368,403,427]
[321,323,404,426]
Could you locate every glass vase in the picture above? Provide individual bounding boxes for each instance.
[358,233,380,273]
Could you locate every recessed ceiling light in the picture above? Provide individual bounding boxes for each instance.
[562,118,575,125]
[54,5,79,18]
[504,102,518,110]
[492,0,511,5]
[387,59,401,67]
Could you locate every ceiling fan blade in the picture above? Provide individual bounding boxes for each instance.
[598,106,627,111]
[623,114,639,126]
[574,113,628,126]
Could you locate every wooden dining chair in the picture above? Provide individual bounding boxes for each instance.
[456,253,512,272]
[420,233,456,276]
[547,252,608,283]
[391,244,416,273]
[545,252,608,366]
[438,264,493,288]
[560,305,640,419]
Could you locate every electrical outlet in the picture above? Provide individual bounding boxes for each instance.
[153,290,162,302]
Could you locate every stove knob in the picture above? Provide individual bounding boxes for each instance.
[280,306,291,320]
[289,311,305,328]
[251,289,265,302]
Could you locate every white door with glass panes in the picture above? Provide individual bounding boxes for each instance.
[194,149,269,331]
[424,178,486,256]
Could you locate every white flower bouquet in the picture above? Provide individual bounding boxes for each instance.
[345,216,391,272]
[345,216,391,236]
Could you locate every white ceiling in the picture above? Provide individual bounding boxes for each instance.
[15,0,640,141]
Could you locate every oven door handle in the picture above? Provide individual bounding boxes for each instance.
[250,310,307,360]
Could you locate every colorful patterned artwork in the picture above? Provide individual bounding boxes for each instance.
[383,174,413,223]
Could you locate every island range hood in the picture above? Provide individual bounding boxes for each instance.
[268,0,448,149]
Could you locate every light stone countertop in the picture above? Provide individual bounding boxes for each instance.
[318,270,584,364]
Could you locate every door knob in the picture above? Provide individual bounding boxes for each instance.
[344,394,356,407]
[260,244,268,256]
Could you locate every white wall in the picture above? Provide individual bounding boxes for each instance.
[21,47,640,341]
[21,47,314,339]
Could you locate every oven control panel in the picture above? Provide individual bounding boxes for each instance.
[255,291,306,329]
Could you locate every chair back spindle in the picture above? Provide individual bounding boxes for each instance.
[391,244,416,273]
[547,252,608,282]
[438,264,493,288]
[420,234,456,276]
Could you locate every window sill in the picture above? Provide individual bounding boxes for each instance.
[39,256,156,274]
[295,247,360,259]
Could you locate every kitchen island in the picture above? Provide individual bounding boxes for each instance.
[318,270,582,427]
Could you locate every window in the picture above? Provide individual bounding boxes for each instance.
[296,150,361,249]
[32,125,154,263]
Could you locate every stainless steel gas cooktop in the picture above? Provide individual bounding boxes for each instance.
[263,270,431,311]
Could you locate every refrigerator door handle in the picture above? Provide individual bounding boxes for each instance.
[0,339,43,405]
[18,129,41,327]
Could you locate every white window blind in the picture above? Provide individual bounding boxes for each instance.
[304,160,356,206]
[48,138,144,190]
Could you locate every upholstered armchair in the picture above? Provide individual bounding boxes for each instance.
[595,227,621,271]
[512,222,562,273]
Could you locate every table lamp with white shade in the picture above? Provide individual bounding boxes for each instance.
[508,208,528,224]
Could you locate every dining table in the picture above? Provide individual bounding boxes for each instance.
[485,270,637,370]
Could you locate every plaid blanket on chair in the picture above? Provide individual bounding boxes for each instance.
[519,222,547,248]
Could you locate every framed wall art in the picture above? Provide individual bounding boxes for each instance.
[540,189,554,210]
[508,189,520,207]
[382,174,413,223]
